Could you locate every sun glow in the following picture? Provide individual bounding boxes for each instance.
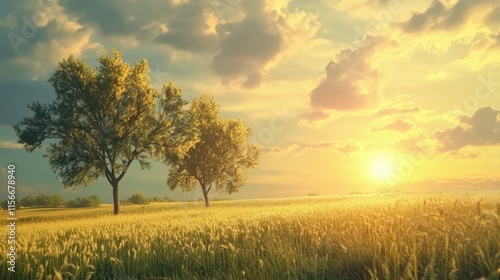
[370,156,395,180]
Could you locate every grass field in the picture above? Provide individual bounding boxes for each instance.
[1,190,500,279]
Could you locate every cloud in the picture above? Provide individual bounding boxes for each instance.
[261,143,300,155]
[261,141,359,156]
[211,18,281,88]
[425,69,451,81]
[0,141,23,149]
[487,6,500,24]
[63,0,172,38]
[0,0,94,80]
[153,1,219,53]
[372,119,413,132]
[435,106,500,152]
[211,0,318,88]
[373,106,421,118]
[336,144,359,156]
[401,0,494,33]
[308,37,388,118]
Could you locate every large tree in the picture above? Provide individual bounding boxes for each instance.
[167,94,259,207]
[14,50,193,215]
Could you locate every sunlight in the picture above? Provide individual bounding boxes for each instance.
[370,156,395,181]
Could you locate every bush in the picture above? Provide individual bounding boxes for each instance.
[67,195,102,208]
[0,198,19,210]
[129,194,150,205]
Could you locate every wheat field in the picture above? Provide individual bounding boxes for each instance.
[1,191,500,279]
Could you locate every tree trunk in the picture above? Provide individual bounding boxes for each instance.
[112,181,120,215]
[201,184,210,207]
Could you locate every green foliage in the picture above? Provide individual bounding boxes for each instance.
[20,195,36,207]
[167,93,259,206]
[0,198,18,210]
[34,194,66,207]
[149,196,175,202]
[67,195,102,208]
[128,193,150,205]
[2,194,68,209]
[13,49,193,214]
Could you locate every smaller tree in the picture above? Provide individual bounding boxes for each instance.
[51,194,66,207]
[88,195,102,207]
[166,94,259,207]
[35,194,52,207]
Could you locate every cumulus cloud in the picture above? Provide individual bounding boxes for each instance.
[435,106,500,152]
[2,0,318,89]
[211,18,281,88]
[63,0,171,39]
[211,0,318,88]
[372,119,413,132]
[308,37,388,119]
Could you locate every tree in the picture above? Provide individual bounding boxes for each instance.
[166,94,259,207]
[20,195,36,207]
[67,195,102,208]
[88,195,102,207]
[1,198,19,210]
[51,194,66,207]
[129,193,150,205]
[35,194,52,207]
[13,50,194,215]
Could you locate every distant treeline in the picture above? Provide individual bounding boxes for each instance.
[0,194,102,209]
[121,194,175,205]
[1,193,232,210]
[0,193,179,210]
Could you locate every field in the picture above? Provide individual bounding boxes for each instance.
[1,191,500,280]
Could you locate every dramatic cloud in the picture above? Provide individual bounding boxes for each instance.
[211,1,318,88]
[435,106,500,152]
[309,37,388,118]
[211,18,281,88]
[401,0,494,33]
[63,0,174,40]
[153,1,219,53]
[372,119,413,132]
[0,0,94,79]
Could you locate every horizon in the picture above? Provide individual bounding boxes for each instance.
[1,0,500,204]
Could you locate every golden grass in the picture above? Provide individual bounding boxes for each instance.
[1,191,499,279]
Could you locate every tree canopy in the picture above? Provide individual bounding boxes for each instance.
[14,50,194,214]
[167,94,259,207]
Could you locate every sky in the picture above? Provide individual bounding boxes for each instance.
[0,0,499,203]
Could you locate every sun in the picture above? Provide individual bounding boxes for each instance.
[370,156,394,180]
